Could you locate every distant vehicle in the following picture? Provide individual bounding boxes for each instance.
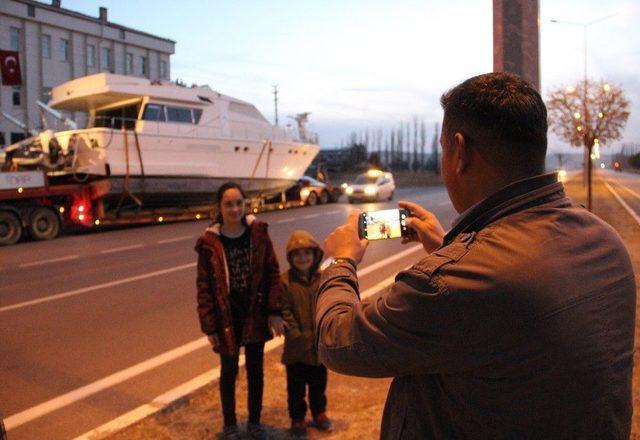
[283,175,341,206]
[345,170,395,203]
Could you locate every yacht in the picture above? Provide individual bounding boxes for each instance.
[3,73,319,207]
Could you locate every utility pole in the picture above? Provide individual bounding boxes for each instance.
[272,85,279,126]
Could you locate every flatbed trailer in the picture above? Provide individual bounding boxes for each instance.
[0,171,333,246]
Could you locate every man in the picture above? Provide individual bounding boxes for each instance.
[317,72,636,439]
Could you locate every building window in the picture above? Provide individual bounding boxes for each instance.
[12,87,21,106]
[28,4,36,17]
[126,52,133,74]
[160,60,168,79]
[87,45,96,67]
[119,29,125,40]
[101,47,112,72]
[41,34,51,59]
[60,38,69,61]
[140,56,148,76]
[41,87,52,103]
[10,27,20,51]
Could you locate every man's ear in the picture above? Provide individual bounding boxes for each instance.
[453,132,471,175]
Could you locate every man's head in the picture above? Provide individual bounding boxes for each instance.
[439,72,548,213]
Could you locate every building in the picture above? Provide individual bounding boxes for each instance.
[0,0,175,146]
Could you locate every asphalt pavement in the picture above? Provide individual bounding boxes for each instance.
[0,185,456,440]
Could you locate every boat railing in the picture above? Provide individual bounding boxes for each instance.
[88,116,306,145]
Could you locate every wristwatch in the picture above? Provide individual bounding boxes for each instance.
[331,257,357,270]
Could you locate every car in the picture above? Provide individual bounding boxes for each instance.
[283,176,340,206]
[345,170,395,203]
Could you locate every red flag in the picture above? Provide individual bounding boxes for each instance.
[0,50,22,86]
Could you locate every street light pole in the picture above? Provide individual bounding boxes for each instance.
[550,13,617,211]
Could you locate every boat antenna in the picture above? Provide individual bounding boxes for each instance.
[273,84,279,126]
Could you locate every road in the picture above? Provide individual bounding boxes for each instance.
[603,170,640,224]
[0,186,456,439]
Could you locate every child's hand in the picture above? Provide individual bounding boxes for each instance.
[269,315,288,336]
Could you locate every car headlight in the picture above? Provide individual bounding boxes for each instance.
[364,185,377,196]
[300,188,310,198]
[345,186,354,195]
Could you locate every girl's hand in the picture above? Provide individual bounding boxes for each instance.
[268,315,288,336]
[207,334,221,351]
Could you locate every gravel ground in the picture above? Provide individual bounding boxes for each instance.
[108,174,640,440]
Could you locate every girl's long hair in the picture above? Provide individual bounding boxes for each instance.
[214,181,248,225]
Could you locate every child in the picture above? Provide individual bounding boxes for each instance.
[281,230,332,438]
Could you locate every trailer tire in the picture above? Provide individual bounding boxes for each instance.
[0,211,22,246]
[28,207,60,241]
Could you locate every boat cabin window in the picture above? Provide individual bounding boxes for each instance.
[167,106,193,123]
[140,103,203,124]
[142,104,166,122]
[95,104,138,129]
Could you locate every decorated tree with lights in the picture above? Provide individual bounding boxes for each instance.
[547,80,629,210]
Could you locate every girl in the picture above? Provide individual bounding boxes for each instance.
[196,182,286,440]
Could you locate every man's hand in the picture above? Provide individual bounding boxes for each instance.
[324,210,368,264]
[269,314,288,337]
[399,201,446,254]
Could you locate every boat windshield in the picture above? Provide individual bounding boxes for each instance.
[94,104,139,129]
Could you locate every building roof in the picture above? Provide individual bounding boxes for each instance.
[14,0,176,44]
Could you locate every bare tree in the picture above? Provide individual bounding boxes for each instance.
[547,79,630,210]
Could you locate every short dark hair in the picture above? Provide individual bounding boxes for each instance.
[214,181,247,224]
[440,72,547,175]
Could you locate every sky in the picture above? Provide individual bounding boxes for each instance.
[61,0,640,153]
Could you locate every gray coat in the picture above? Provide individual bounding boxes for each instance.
[315,173,636,440]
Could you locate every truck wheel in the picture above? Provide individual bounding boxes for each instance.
[319,190,329,204]
[28,207,60,241]
[307,191,318,206]
[0,211,22,246]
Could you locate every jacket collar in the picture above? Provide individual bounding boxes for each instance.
[206,214,256,236]
[443,173,567,246]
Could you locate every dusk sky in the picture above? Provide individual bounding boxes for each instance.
[63,0,640,153]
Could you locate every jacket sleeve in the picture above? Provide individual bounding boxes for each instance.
[264,232,283,315]
[315,262,491,378]
[281,277,303,339]
[196,248,217,336]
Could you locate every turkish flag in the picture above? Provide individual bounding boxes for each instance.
[0,50,22,86]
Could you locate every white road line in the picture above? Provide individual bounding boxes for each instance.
[18,255,80,268]
[357,244,422,278]
[438,201,451,207]
[605,182,640,227]
[0,263,196,314]
[275,217,296,224]
[618,182,640,200]
[157,235,195,245]
[72,268,406,440]
[324,209,342,215]
[100,244,144,254]
[302,213,320,219]
[4,338,210,431]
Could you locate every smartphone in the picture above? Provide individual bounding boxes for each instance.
[358,208,410,240]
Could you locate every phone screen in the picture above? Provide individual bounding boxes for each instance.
[360,209,408,240]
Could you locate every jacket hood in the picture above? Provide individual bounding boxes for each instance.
[286,230,324,276]
[195,214,258,252]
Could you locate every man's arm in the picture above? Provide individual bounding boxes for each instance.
[316,260,482,378]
